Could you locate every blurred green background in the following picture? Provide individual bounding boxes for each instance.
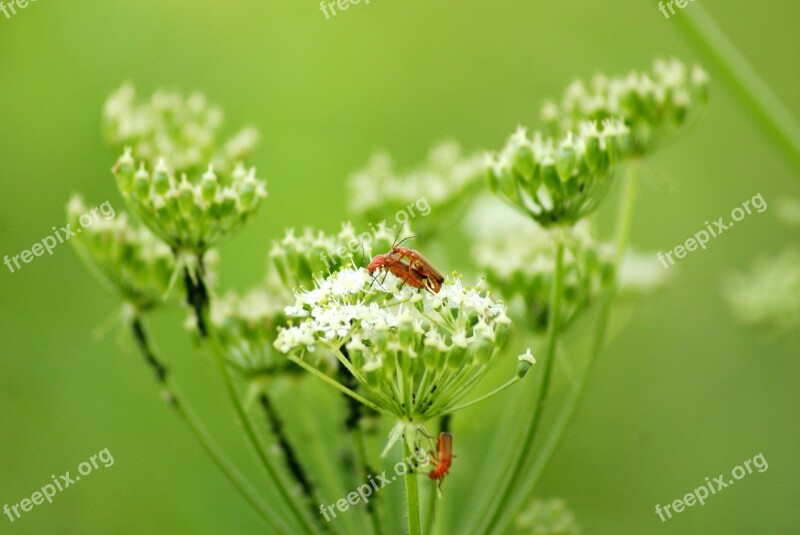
[1,0,798,533]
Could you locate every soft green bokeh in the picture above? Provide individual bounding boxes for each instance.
[1,1,798,533]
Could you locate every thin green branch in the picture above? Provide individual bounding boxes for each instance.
[403,437,422,535]
[287,354,392,417]
[674,3,800,174]
[476,233,566,535]
[183,264,318,535]
[128,315,288,533]
[444,375,522,414]
[489,158,641,534]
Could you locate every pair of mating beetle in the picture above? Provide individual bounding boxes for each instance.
[366,237,444,294]
[366,240,453,483]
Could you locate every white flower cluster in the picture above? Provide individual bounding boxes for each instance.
[274,267,511,420]
[347,141,484,230]
[68,195,178,311]
[473,219,611,331]
[210,286,310,377]
[542,58,709,155]
[104,84,259,176]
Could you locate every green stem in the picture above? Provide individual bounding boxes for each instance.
[352,425,386,535]
[288,355,391,417]
[183,266,318,535]
[129,315,288,533]
[673,3,800,174]
[403,436,422,535]
[257,391,328,532]
[444,375,521,414]
[423,484,437,535]
[337,353,386,535]
[475,234,566,535]
[489,158,640,535]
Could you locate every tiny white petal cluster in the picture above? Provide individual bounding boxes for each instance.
[275,267,511,420]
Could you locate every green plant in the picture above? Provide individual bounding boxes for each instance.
[70,57,704,534]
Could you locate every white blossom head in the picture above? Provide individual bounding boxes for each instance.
[108,86,266,254]
[542,58,708,156]
[67,195,178,311]
[274,268,512,421]
[347,141,484,237]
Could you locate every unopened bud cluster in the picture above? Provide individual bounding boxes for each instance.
[67,195,178,311]
[486,120,629,227]
[113,150,266,252]
[541,58,709,156]
[106,86,266,253]
[274,268,511,421]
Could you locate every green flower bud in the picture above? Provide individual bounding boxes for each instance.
[556,134,577,182]
[200,165,218,202]
[133,165,151,200]
[153,159,172,196]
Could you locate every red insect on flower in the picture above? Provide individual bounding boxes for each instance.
[367,236,444,294]
[428,432,454,487]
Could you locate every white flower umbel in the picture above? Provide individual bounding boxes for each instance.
[541,58,708,156]
[473,218,612,332]
[108,86,266,258]
[68,195,178,311]
[347,141,485,234]
[274,267,522,424]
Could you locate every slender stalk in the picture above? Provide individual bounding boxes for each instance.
[352,425,386,535]
[403,436,422,535]
[476,234,566,535]
[183,264,318,535]
[129,315,288,533]
[337,355,386,535]
[445,375,521,414]
[489,159,641,534]
[258,391,326,530]
[424,487,437,535]
[673,3,800,174]
[288,354,392,417]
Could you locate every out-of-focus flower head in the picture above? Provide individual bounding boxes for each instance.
[722,249,800,333]
[541,58,708,156]
[515,498,581,535]
[347,141,484,237]
[67,195,178,312]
